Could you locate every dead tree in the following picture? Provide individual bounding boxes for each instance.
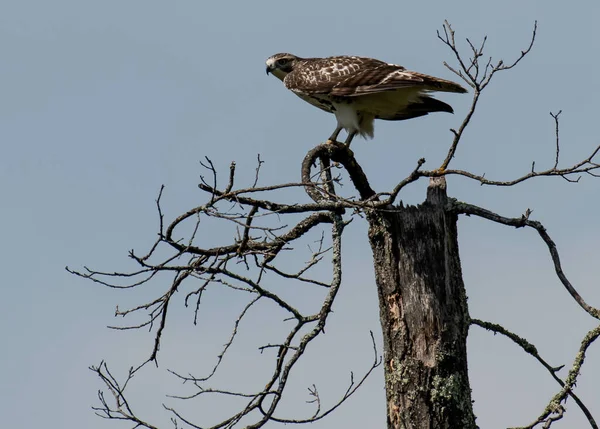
[69,22,600,429]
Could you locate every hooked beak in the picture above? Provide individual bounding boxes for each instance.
[266,66,272,75]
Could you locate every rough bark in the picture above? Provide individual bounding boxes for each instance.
[368,177,476,429]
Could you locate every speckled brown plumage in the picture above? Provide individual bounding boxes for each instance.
[282,55,465,96]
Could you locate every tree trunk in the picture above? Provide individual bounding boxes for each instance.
[367,177,476,429]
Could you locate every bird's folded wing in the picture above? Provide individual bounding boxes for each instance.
[285,60,466,97]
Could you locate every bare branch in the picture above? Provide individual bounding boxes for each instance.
[509,324,600,429]
[302,142,376,202]
[424,139,600,186]
[264,331,382,424]
[90,362,161,429]
[378,157,426,206]
[169,296,262,392]
[437,20,537,170]
[253,154,264,188]
[471,319,598,428]
[224,161,236,194]
[453,201,600,320]
[551,111,562,169]
[199,157,218,203]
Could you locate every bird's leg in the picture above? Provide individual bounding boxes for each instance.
[344,131,357,147]
[327,126,343,144]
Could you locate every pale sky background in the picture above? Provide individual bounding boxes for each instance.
[1,1,599,428]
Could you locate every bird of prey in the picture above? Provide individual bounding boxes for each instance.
[266,53,467,146]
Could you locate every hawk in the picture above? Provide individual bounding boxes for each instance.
[266,53,467,146]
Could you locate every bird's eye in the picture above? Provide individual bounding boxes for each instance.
[276,58,289,67]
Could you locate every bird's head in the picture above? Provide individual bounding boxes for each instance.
[265,53,300,81]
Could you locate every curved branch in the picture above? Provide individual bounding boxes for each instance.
[165,211,334,259]
[452,200,600,320]
[302,142,376,202]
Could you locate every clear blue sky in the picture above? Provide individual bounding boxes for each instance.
[1,1,599,428]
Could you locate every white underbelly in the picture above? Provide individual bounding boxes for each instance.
[332,102,361,132]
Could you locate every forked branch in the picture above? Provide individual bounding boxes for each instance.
[437,20,537,170]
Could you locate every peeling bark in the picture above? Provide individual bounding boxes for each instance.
[368,177,476,429]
